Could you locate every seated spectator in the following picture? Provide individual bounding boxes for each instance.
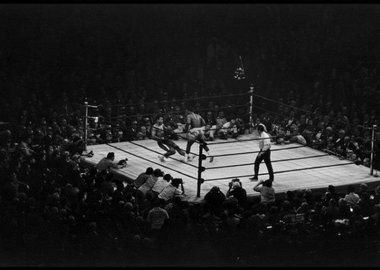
[338,198,352,219]
[280,200,296,223]
[2,171,29,201]
[296,201,311,221]
[321,191,333,207]
[138,168,163,197]
[358,182,368,197]
[64,135,86,156]
[373,185,380,204]
[204,186,226,214]
[322,198,340,221]
[147,198,169,233]
[158,178,184,202]
[223,208,241,233]
[215,111,227,136]
[327,185,340,202]
[358,192,375,217]
[349,205,365,234]
[134,167,154,188]
[95,152,127,172]
[204,111,217,141]
[152,173,172,197]
[18,134,35,157]
[218,118,239,139]
[343,185,360,207]
[289,134,307,145]
[136,126,149,140]
[163,197,190,240]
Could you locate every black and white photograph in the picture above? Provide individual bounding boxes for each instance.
[0,3,379,267]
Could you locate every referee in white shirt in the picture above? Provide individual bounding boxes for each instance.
[250,123,274,182]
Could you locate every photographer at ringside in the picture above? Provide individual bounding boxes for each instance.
[226,178,247,208]
[95,152,127,173]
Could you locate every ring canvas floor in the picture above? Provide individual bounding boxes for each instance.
[82,134,380,203]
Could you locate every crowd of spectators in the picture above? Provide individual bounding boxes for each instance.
[0,4,379,266]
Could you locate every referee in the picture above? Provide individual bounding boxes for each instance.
[250,123,274,182]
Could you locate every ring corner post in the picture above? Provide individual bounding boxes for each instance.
[84,100,88,152]
[370,124,377,176]
[197,143,204,198]
[249,83,254,134]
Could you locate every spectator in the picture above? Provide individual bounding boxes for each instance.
[95,152,127,172]
[152,173,172,197]
[358,192,375,217]
[158,178,184,202]
[218,118,239,139]
[343,185,360,207]
[373,185,380,204]
[253,179,275,206]
[134,167,154,188]
[337,198,352,219]
[322,198,340,221]
[327,185,340,202]
[204,186,226,215]
[226,178,247,208]
[147,198,169,232]
[138,168,163,198]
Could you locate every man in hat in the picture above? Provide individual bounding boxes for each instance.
[250,123,274,182]
[151,115,186,162]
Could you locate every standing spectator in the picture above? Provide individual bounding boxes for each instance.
[253,179,275,206]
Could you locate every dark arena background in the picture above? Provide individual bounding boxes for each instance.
[0,3,380,267]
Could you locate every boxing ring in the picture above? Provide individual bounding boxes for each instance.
[80,83,379,202]
[81,133,379,203]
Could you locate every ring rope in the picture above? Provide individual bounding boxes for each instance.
[207,136,278,145]
[105,143,198,180]
[205,153,331,170]
[102,103,251,122]
[78,91,250,109]
[253,104,287,118]
[145,121,253,138]
[105,91,251,107]
[252,93,313,115]
[204,162,355,182]
[206,145,308,158]
[127,140,198,168]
